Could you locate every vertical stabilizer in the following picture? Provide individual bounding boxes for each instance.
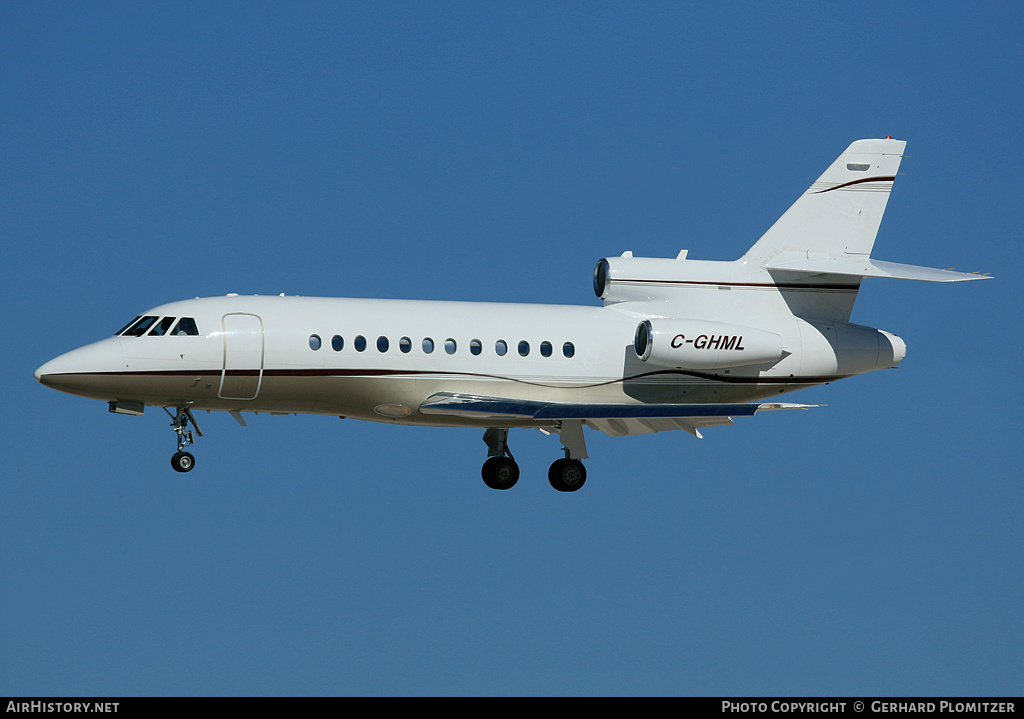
[743,138,906,266]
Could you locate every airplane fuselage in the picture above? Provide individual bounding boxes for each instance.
[35,291,900,428]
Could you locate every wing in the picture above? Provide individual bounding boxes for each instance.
[419,392,817,439]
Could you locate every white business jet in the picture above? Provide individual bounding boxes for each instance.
[35,139,989,491]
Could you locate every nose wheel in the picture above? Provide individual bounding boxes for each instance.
[165,406,202,472]
[171,451,195,472]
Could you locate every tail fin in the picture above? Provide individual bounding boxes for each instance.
[743,138,906,265]
[595,139,989,323]
[744,138,991,284]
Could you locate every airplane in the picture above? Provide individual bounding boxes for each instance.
[34,138,990,492]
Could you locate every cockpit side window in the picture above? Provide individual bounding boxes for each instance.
[148,317,177,336]
[121,316,158,336]
[171,317,199,336]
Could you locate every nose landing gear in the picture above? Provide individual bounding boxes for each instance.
[165,406,202,472]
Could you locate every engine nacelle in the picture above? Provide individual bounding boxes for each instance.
[595,256,700,304]
[827,322,907,375]
[634,319,786,370]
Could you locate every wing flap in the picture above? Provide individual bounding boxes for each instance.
[419,392,817,436]
[584,415,736,439]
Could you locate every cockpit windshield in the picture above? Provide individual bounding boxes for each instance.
[121,316,158,336]
[117,316,199,337]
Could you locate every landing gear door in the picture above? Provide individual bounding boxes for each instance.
[220,313,264,400]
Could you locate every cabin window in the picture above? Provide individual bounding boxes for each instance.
[422,337,434,354]
[148,317,177,336]
[540,341,552,357]
[400,337,412,353]
[122,316,158,336]
[518,340,530,356]
[445,338,457,354]
[470,339,482,356]
[171,317,199,336]
[377,336,389,352]
[332,335,344,351]
[495,340,508,356]
[563,342,575,358]
[354,335,367,352]
[309,334,322,351]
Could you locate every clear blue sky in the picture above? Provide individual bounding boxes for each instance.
[2,1,1020,696]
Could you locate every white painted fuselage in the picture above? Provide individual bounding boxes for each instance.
[34,292,851,426]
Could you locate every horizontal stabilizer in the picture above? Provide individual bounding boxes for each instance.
[766,254,992,282]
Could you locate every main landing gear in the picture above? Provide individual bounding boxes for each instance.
[548,457,587,492]
[481,428,520,490]
[480,424,588,492]
[165,405,202,473]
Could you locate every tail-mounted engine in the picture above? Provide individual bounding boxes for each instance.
[594,254,726,305]
[634,319,786,370]
[595,256,687,304]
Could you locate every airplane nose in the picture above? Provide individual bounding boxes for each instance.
[35,358,60,386]
[35,338,125,398]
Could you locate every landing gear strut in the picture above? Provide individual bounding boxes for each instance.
[481,428,519,490]
[549,419,587,492]
[166,405,202,472]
